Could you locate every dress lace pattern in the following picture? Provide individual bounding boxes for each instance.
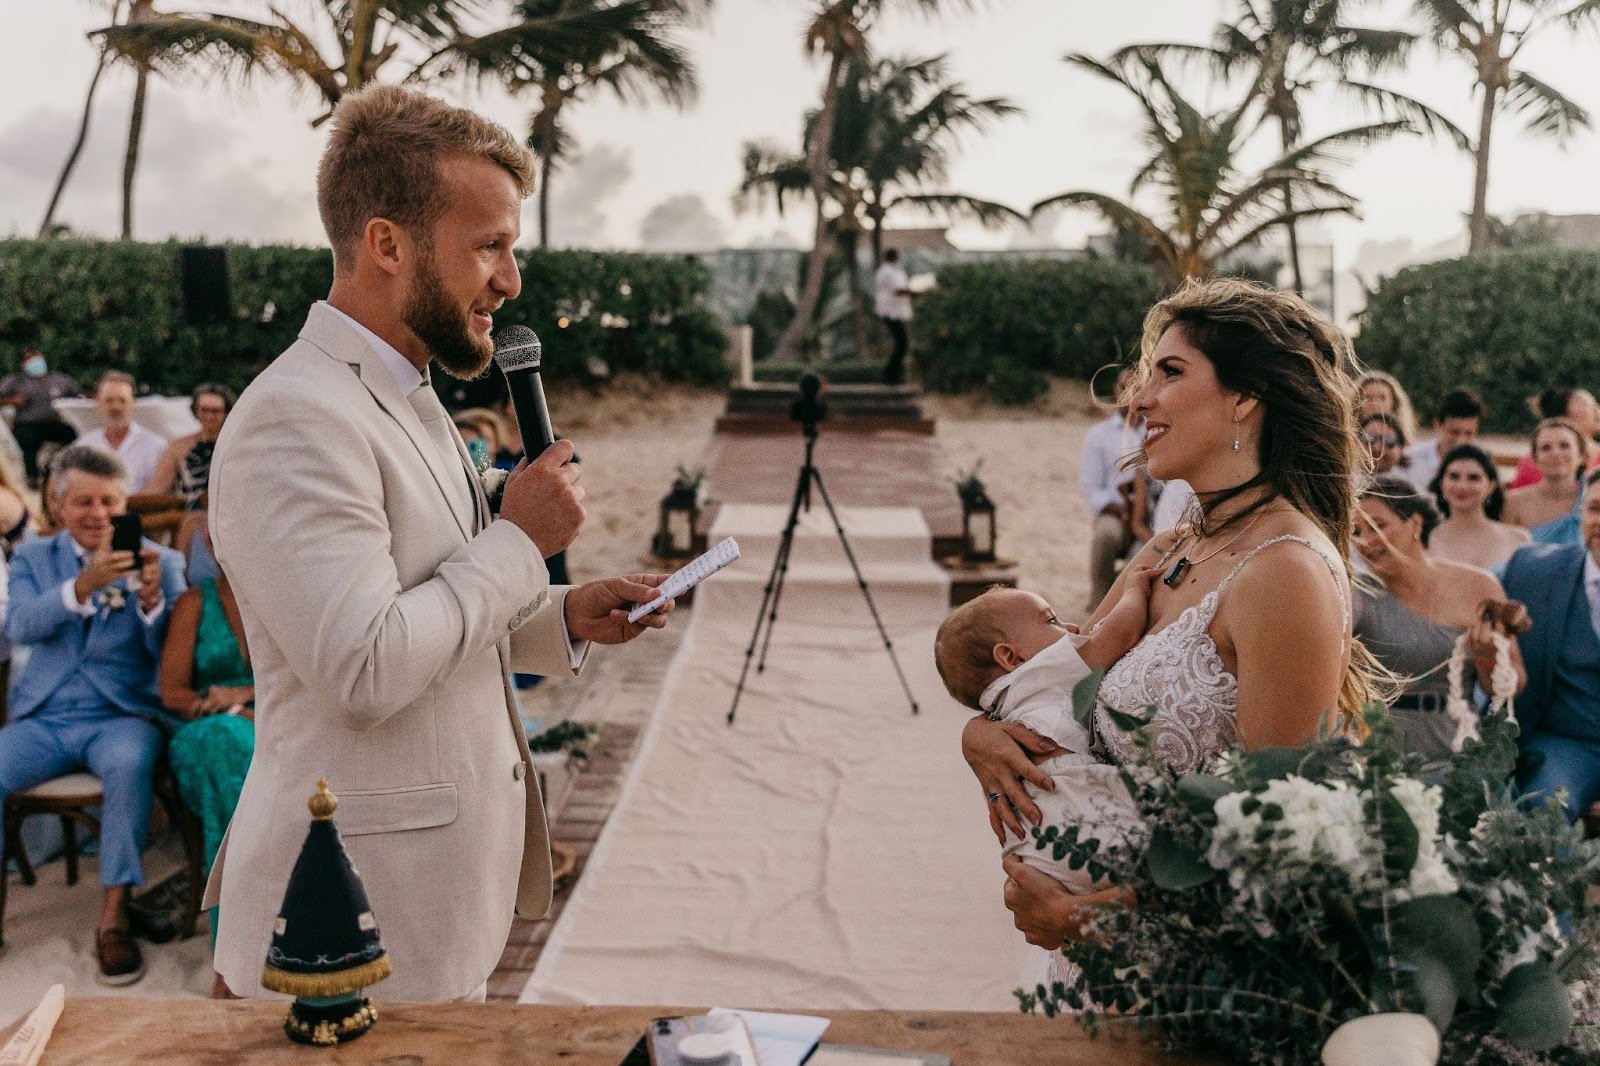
[1092,535,1345,775]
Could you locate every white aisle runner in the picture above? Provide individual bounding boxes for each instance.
[522,504,1032,1009]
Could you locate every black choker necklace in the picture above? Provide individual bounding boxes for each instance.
[1160,509,1268,588]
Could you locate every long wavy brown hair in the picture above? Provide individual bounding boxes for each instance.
[1130,277,1380,731]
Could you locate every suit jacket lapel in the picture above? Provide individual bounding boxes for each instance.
[297,305,473,542]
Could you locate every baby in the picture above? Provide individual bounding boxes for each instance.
[934,569,1158,893]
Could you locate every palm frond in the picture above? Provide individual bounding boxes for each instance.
[881,193,1025,228]
[1268,119,1415,172]
[1336,79,1472,150]
[1505,70,1591,140]
[1215,203,1360,261]
[1322,25,1417,73]
[1031,190,1177,258]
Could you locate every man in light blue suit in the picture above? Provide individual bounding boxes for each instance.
[1502,467,1600,824]
[0,445,185,983]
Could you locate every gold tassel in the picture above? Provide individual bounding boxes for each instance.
[261,955,392,998]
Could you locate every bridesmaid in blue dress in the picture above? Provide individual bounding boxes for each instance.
[1504,418,1589,546]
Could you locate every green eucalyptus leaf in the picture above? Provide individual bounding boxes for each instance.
[1071,668,1106,731]
[1173,772,1240,816]
[1104,704,1153,735]
[1380,792,1421,876]
[1238,746,1306,782]
[1495,959,1573,1052]
[1405,951,1460,1034]
[1392,895,1481,1005]
[1144,826,1216,891]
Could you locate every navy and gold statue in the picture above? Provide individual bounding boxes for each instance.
[261,780,392,1046]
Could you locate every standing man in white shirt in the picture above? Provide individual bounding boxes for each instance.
[1080,368,1145,610]
[874,248,914,385]
[1403,387,1485,494]
[76,371,169,492]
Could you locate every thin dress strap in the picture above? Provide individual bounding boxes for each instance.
[1215,534,1350,630]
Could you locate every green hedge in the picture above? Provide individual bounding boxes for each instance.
[0,239,728,395]
[1357,249,1600,433]
[914,259,1164,404]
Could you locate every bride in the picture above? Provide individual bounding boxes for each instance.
[964,278,1380,948]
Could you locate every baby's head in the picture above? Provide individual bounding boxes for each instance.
[934,588,1069,710]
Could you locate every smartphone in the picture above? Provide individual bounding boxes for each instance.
[110,512,143,589]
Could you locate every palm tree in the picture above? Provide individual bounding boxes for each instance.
[451,0,703,248]
[1412,0,1600,253]
[737,53,1021,357]
[776,0,972,362]
[120,0,156,239]
[1034,52,1410,289]
[93,1,667,128]
[39,2,125,238]
[1117,0,1466,290]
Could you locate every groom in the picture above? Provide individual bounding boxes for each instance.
[204,85,673,1001]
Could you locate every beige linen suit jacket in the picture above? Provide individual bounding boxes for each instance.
[205,303,582,1001]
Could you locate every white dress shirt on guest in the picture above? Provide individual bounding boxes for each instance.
[1403,439,1440,494]
[1080,414,1142,515]
[874,262,912,321]
[77,423,168,493]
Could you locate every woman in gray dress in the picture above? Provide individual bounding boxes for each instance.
[1352,474,1526,761]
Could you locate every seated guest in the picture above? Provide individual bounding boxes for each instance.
[1080,368,1144,610]
[76,372,168,492]
[1356,370,1420,443]
[1504,418,1590,545]
[0,348,79,485]
[147,383,236,511]
[1404,387,1485,494]
[1428,443,1529,575]
[158,561,253,997]
[1504,468,1600,820]
[1361,412,1409,476]
[0,445,186,984]
[1352,475,1524,762]
[452,406,511,470]
[1510,387,1600,489]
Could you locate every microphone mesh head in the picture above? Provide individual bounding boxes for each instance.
[493,326,542,372]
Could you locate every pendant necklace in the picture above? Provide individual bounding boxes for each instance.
[1160,509,1267,589]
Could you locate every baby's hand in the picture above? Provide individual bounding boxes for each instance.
[1079,565,1159,669]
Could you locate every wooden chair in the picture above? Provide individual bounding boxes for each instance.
[0,662,206,948]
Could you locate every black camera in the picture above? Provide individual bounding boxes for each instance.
[789,372,827,431]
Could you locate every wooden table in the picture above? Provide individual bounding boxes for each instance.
[2,999,1221,1065]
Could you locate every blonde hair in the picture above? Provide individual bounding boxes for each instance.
[453,406,508,450]
[1131,278,1379,733]
[1532,416,1593,470]
[1355,370,1419,442]
[934,588,1019,710]
[316,85,536,273]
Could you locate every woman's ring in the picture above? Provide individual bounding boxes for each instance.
[987,791,1003,804]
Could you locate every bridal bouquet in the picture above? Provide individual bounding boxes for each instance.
[1023,675,1600,1065]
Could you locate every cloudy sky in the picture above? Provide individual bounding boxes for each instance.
[1,0,1596,287]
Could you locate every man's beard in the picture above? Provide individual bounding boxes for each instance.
[403,251,494,380]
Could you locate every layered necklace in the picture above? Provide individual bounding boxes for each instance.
[1158,502,1272,589]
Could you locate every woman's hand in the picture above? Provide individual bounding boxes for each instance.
[961,716,1060,842]
[1001,854,1127,946]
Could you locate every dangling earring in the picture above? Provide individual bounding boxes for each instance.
[1231,418,1242,453]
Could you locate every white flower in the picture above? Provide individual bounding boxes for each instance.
[480,466,508,499]
[1207,776,1374,887]
[98,586,128,611]
[1386,777,1459,902]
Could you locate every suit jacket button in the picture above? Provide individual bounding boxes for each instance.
[513,762,527,781]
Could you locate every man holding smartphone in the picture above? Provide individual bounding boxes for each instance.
[0,444,186,984]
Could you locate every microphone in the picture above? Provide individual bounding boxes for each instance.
[493,326,555,456]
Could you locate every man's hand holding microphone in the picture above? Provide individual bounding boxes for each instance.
[492,326,674,645]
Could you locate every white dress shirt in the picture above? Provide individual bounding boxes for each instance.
[873,263,912,320]
[77,423,168,492]
[1080,414,1142,515]
[1403,440,1440,493]
[62,536,163,624]
[318,301,585,668]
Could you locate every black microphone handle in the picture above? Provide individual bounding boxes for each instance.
[506,367,556,455]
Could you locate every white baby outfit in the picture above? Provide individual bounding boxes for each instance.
[978,632,1137,893]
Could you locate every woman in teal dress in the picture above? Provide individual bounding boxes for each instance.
[1504,418,1589,546]
[158,570,253,996]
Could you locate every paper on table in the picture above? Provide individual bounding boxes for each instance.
[706,1008,830,1066]
[0,984,64,1066]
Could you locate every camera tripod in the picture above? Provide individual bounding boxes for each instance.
[726,421,921,725]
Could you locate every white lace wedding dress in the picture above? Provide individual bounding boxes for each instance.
[1034,535,1346,995]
